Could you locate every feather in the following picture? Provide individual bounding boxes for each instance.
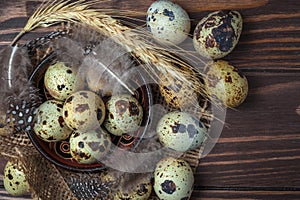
[0,46,30,98]
[51,25,135,96]
[0,46,41,135]
[83,56,135,95]
[67,24,105,53]
[82,36,135,95]
[52,25,105,66]
[53,37,86,67]
[68,175,114,200]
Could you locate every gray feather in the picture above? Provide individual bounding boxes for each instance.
[51,25,135,96]
[0,46,41,135]
[81,36,135,96]
[0,46,30,100]
[52,25,105,66]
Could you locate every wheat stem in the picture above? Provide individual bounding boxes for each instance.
[11,31,26,46]
[13,0,212,110]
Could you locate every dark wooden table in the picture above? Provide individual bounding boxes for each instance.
[1,0,300,199]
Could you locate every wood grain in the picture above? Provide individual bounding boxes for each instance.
[0,190,31,200]
[1,0,299,70]
[0,0,300,199]
[195,73,300,187]
[99,0,269,12]
[193,189,300,200]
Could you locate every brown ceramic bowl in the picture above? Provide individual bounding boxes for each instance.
[28,52,152,172]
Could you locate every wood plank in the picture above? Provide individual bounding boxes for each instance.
[0,194,30,200]
[193,189,300,200]
[0,0,298,71]
[2,0,266,14]
[99,0,269,13]
[1,187,300,200]
[1,188,300,200]
[0,189,31,200]
[196,73,300,187]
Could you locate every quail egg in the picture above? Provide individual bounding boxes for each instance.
[154,157,194,200]
[33,100,72,142]
[146,0,191,44]
[69,128,112,164]
[156,111,206,152]
[114,173,152,200]
[4,160,29,196]
[193,10,243,59]
[63,91,106,132]
[204,60,248,107]
[44,61,84,101]
[104,94,143,136]
[159,72,200,109]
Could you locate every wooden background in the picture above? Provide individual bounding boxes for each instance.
[0,0,300,199]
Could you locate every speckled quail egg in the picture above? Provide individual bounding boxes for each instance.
[114,173,152,200]
[69,128,112,164]
[104,94,143,136]
[154,157,194,200]
[156,111,206,152]
[63,91,106,132]
[146,0,191,44]
[44,61,84,101]
[204,60,248,107]
[33,100,73,142]
[4,160,29,196]
[193,10,243,59]
[159,72,201,109]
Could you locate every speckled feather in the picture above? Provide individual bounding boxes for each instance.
[51,25,135,96]
[0,46,41,135]
[68,176,113,200]
[0,46,30,99]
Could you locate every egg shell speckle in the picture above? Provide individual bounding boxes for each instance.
[4,160,29,196]
[146,0,191,44]
[154,157,194,200]
[204,60,248,107]
[193,10,243,59]
[159,72,200,109]
[44,62,84,101]
[69,128,112,164]
[156,111,206,152]
[63,91,106,132]
[104,94,143,136]
[34,100,73,142]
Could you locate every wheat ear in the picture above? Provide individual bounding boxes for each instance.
[13,0,212,112]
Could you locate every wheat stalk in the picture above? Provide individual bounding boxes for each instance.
[11,0,101,45]
[13,0,214,112]
[78,13,211,108]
